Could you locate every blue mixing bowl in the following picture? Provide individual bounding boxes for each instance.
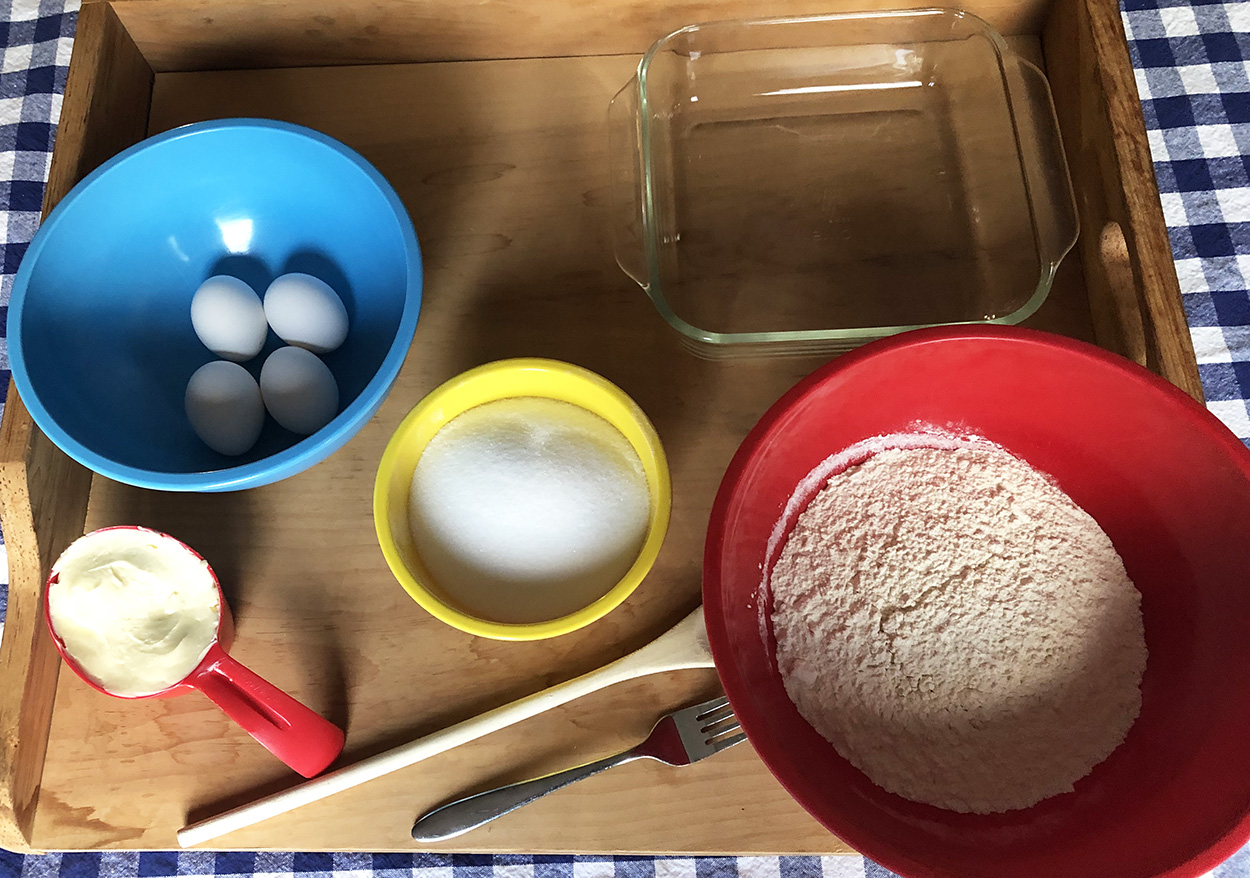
[8,119,423,491]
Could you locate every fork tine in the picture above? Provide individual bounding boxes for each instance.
[698,705,736,731]
[692,695,730,720]
[704,719,742,739]
[700,715,735,735]
[710,732,748,753]
[670,694,746,762]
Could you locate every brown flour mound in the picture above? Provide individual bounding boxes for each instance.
[771,444,1147,813]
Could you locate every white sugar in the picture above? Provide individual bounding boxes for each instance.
[408,397,652,624]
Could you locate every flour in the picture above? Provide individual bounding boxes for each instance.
[770,443,1146,814]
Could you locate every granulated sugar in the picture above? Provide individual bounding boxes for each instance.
[408,397,650,624]
[770,443,1146,814]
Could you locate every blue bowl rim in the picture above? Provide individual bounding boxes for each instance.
[6,117,424,492]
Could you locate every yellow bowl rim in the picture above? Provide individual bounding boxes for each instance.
[373,358,672,641]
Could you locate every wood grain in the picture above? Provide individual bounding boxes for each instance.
[107,0,1056,73]
[177,608,714,848]
[31,54,849,854]
[1043,0,1203,400]
[0,1,153,853]
[0,0,1198,855]
[29,46,1101,853]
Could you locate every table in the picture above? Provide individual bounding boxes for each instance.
[1,0,1248,875]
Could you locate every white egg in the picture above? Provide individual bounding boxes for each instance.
[263,273,349,354]
[185,361,265,456]
[259,346,340,435]
[190,275,268,362]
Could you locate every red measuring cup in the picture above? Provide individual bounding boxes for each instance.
[44,526,345,778]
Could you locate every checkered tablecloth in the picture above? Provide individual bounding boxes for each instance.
[2,0,1249,875]
[1129,0,1250,438]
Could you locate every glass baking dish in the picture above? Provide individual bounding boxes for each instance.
[609,9,1079,357]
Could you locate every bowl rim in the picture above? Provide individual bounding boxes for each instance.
[702,324,1250,878]
[6,117,423,492]
[372,357,672,641]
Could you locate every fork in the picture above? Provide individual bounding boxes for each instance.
[411,694,745,841]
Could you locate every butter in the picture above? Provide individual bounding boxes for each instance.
[48,528,221,697]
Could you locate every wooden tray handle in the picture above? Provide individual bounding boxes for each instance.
[1044,0,1204,402]
[177,605,714,848]
[0,3,154,853]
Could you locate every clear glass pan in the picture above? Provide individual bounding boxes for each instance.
[609,9,1080,357]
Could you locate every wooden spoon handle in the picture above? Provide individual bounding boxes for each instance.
[177,605,713,848]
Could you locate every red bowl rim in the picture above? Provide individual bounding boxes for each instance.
[702,324,1250,878]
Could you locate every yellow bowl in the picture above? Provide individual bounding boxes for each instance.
[373,358,671,641]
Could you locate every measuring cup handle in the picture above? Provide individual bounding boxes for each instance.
[191,645,345,778]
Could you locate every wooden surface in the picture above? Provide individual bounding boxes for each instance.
[105,0,1057,73]
[0,0,1195,855]
[0,1,152,854]
[1044,0,1204,400]
[25,47,1095,855]
[177,609,715,848]
[29,54,845,854]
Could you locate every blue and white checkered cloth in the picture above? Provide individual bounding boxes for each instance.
[0,0,71,427]
[1,0,1249,875]
[1127,0,1250,440]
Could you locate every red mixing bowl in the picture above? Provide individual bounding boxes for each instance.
[704,326,1250,878]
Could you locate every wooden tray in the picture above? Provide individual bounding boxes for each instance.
[0,0,1202,855]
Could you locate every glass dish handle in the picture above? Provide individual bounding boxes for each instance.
[608,78,647,288]
[1005,55,1080,275]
